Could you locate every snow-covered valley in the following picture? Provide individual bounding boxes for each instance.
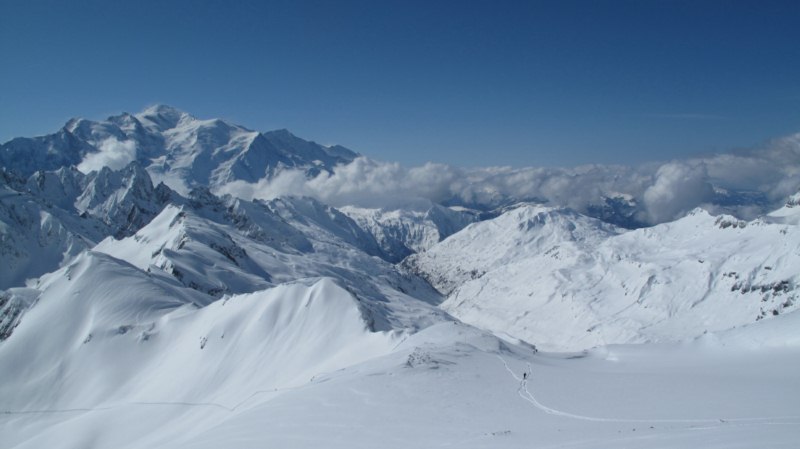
[1,106,799,448]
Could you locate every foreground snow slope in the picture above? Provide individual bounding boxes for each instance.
[407,204,800,351]
[0,252,401,445]
[3,311,798,449]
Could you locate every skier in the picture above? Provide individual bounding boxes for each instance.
[518,370,528,393]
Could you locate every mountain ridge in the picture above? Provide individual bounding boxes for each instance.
[0,105,359,196]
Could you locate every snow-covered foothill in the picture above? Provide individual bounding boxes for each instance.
[407,204,800,351]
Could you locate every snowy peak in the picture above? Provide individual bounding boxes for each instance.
[135,104,192,131]
[0,106,359,195]
[76,162,173,237]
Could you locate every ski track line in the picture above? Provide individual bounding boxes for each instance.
[496,354,800,425]
[0,384,309,416]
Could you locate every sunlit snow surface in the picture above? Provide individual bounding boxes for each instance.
[407,205,800,351]
[2,311,799,448]
[2,126,800,447]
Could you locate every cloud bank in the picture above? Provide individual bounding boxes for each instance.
[217,132,800,226]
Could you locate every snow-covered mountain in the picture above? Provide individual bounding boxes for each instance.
[0,162,176,289]
[0,105,358,194]
[2,107,799,448]
[406,202,800,351]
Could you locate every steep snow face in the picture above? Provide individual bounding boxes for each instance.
[0,105,358,195]
[340,202,480,262]
[407,205,800,351]
[0,251,397,417]
[0,176,107,290]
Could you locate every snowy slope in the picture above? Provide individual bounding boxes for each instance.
[407,204,800,351]
[3,303,799,449]
[0,252,407,446]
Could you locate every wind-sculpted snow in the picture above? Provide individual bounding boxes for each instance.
[0,252,398,418]
[407,204,800,351]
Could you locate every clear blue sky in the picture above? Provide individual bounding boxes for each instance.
[1,0,799,167]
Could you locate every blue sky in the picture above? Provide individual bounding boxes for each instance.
[1,0,799,167]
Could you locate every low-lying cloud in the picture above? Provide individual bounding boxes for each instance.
[77,138,137,174]
[217,132,800,226]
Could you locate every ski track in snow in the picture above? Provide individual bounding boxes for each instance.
[496,355,800,426]
[0,383,313,416]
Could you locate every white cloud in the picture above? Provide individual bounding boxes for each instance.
[216,131,800,226]
[642,162,715,223]
[77,138,137,174]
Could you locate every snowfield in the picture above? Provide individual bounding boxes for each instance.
[407,204,800,351]
[2,106,799,448]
